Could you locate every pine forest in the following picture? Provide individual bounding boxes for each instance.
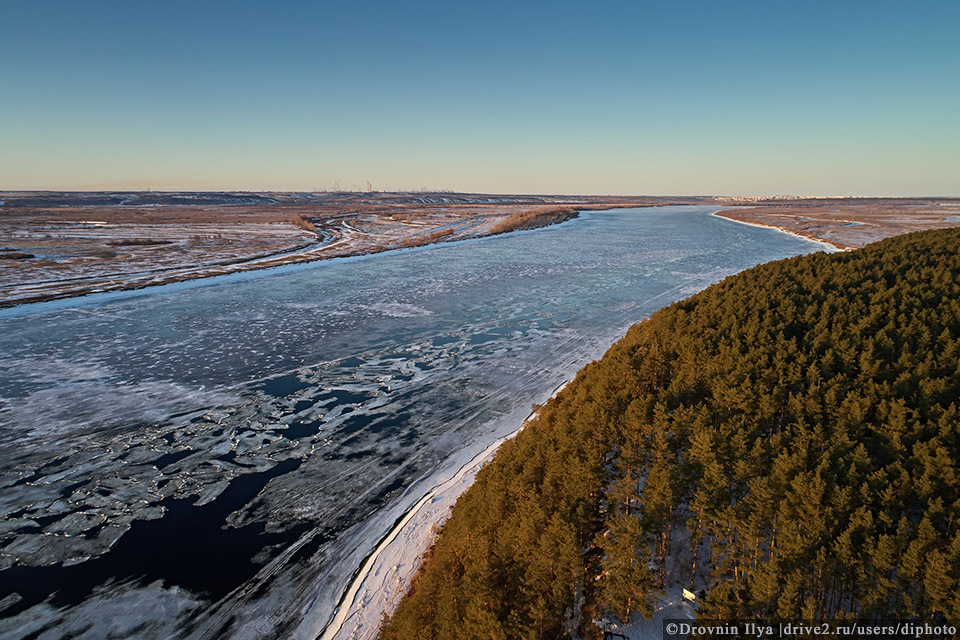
[380,227,960,639]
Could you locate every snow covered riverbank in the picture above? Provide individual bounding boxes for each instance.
[320,380,569,640]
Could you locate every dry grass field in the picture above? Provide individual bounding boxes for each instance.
[713,197,960,249]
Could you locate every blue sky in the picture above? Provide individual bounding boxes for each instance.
[2,1,958,195]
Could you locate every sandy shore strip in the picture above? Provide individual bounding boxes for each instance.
[318,380,569,640]
[711,210,847,251]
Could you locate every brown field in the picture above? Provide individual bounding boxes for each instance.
[712,197,960,250]
[0,192,701,307]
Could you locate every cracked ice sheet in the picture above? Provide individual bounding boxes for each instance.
[0,206,828,638]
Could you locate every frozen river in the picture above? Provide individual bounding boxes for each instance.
[0,206,830,638]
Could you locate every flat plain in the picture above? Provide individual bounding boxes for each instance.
[713,197,960,249]
[0,192,703,308]
[4,193,959,309]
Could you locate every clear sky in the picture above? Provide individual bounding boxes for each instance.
[2,1,958,195]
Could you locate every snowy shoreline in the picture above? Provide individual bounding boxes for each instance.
[318,380,570,640]
[711,210,845,252]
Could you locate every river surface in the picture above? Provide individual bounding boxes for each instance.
[0,206,829,639]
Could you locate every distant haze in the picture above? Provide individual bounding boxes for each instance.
[2,1,958,196]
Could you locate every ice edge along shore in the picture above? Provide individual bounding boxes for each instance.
[317,380,569,640]
[710,210,847,252]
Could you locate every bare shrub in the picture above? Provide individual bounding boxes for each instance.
[489,207,579,234]
[292,216,317,233]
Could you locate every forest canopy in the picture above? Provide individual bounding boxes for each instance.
[380,227,960,639]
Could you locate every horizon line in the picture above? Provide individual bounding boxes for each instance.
[2,189,960,200]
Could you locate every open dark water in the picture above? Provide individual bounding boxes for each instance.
[0,207,829,639]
